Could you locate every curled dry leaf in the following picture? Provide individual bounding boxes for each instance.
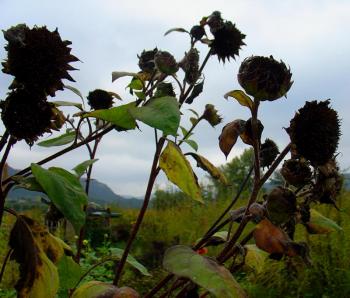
[219,120,246,158]
[9,215,74,298]
[187,152,228,185]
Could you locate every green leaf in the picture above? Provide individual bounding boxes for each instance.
[57,255,83,298]
[110,248,151,276]
[180,126,193,140]
[129,97,180,136]
[135,91,146,100]
[212,231,229,241]
[71,281,117,298]
[31,164,87,233]
[160,141,203,202]
[224,90,253,110]
[84,102,137,130]
[37,131,76,147]
[64,85,84,101]
[128,78,143,90]
[164,27,189,36]
[186,81,204,104]
[163,245,247,298]
[244,244,268,273]
[52,101,83,110]
[72,159,99,178]
[187,153,228,185]
[12,176,44,192]
[112,71,139,82]
[188,108,199,118]
[306,209,343,234]
[183,139,198,151]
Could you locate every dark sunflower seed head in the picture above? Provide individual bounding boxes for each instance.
[238,55,293,101]
[87,89,114,110]
[281,159,312,187]
[259,138,279,168]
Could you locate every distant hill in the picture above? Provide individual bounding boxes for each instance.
[6,166,143,209]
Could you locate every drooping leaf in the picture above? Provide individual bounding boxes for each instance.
[57,255,83,298]
[219,120,246,158]
[244,244,268,273]
[306,209,343,234]
[180,126,192,139]
[160,141,203,202]
[52,101,83,110]
[163,245,247,298]
[64,85,84,101]
[112,71,139,82]
[9,216,73,298]
[110,248,151,276]
[187,153,228,185]
[128,77,144,90]
[186,81,204,104]
[224,90,253,110]
[188,108,199,118]
[31,164,87,233]
[71,281,118,298]
[84,102,137,130]
[37,131,76,147]
[135,91,146,100]
[12,176,44,192]
[196,231,228,247]
[183,139,198,151]
[72,159,99,178]
[129,97,180,136]
[108,91,122,100]
[71,282,139,298]
[164,27,189,36]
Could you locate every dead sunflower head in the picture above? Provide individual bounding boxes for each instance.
[238,55,293,101]
[154,51,178,75]
[281,159,312,187]
[289,100,340,166]
[202,104,222,127]
[179,48,199,85]
[210,20,245,62]
[138,48,158,73]
[259,138,279,168]
[1,88,64,145]
[190,25,205,41]
[87,89,114,110]
[2,24,78,97]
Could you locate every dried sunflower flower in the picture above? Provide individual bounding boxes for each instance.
[138,48,158,73]
[2,24,78,97]
[238,55,293,101]
[87,89,114,110]
[289,100,340,166]
[259,138,279,168]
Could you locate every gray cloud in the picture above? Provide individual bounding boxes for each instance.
[1,0,349,196]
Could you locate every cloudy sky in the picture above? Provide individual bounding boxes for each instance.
[1,0,349,197]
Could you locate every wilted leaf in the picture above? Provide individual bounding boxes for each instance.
[188,108,199,118]
[9,216,73,298]
[306,209,343,234]
[183,139,199,151]
[163,245,247,298]
[52,101,83,110]
[72,159,99,178]
[244,244,268,273]
[108,91,122,100]
[160,141,203,202]
[164,27,189,36]
[186,81,204,104]
[37,131,76,147]
[224,90,253,110]
[57,255,83,298]
[31,164,87,233]
[187,153,228,185]
[110,248,151,276]
[112,71,139,82]
[240,118,264,146]
[219,120,246,158]
[64,85,84,101]
[196,231,228,247]
[253,219,289,255]
[84,102,137,130]
[129,97,180,136]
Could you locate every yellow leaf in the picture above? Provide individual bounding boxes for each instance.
[224,90,253,110]
[244,244,268,273]
[160,141,203,202]
[187,153,228,185]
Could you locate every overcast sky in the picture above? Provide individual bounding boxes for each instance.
[1,0,349,197]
